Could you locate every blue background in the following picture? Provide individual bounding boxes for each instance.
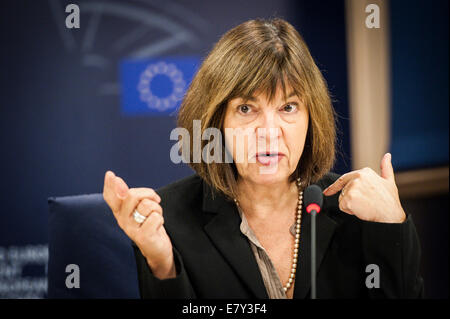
[390,0,449,170]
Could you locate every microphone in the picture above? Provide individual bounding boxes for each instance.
[304,184,324,299]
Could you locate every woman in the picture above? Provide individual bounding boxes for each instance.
[103,18,423,299]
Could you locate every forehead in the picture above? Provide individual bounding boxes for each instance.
[229,88,299,104]
[244,89,298,102]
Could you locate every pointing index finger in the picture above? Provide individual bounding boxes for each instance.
[323,171,358,196]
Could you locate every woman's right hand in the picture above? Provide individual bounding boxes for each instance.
[102,171,175,279]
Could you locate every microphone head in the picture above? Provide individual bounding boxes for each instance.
[304,184,324,214]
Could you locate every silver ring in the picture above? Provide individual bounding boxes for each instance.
[133,210,147,224]
[340,188,346,199]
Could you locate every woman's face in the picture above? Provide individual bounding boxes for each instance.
[223,84,309,186]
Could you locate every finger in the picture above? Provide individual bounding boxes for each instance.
[119,188,161,217]
[323,171,359,196]
[115,176,129,200]
[140,211,165,234]
[380,152,395,183]
[337,183,355,216]
[130,200,163,229]
[338,187,345,201]
[133,198,163,218]
[103,171,122,212]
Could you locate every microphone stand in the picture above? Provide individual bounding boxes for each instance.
[311,209,317,299]
[304,184,322,300]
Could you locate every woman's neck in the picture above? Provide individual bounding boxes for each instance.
[235,177,299,221]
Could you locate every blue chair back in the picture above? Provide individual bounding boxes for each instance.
[47,194,140,298]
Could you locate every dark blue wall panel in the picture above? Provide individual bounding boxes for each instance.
[390,0,449,170]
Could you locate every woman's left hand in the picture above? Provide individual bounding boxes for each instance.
[322,153,406,223]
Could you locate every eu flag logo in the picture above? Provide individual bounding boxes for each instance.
[120,57,200,116]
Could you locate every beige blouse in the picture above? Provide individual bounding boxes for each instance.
[236,205,297,299]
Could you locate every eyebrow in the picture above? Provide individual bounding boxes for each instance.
[245,91,298,102]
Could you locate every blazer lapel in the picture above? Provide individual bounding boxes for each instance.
[293,199,338,299]
[202,181,268,299]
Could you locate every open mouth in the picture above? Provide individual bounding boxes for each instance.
[255,152,284,165]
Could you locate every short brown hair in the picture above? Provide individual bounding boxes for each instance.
[177,18,338,200]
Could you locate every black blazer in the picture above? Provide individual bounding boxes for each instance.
[132,172,424,299]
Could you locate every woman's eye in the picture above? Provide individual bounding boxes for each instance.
[282,103,297,113]
[238,105,251,114]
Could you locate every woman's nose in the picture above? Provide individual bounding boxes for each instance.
[255,112,281,141]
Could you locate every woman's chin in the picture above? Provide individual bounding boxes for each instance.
[237,163,292,185]
[249,171,289,185]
